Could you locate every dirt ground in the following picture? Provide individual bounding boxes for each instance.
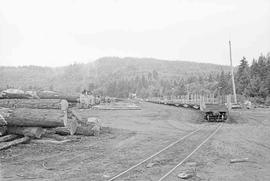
[0,102,270,181]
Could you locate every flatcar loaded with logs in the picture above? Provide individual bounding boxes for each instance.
[202,104,229,122]
[199,94,231,122]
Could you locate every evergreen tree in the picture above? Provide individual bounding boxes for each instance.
[236,57,250,95]
[218,70,229,95]
[247,54,270,98]
[147,72,152,80]
[153,70,159,80]
[208,73,214,82]
[142,75,148,88]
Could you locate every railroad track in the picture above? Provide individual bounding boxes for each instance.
[108,123,223,181]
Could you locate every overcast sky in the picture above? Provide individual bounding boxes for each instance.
[0,0,269,67]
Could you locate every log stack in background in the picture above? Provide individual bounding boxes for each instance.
[37,91,79,103]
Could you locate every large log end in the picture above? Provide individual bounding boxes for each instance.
[0,114,7,136]
[0,126,7,136]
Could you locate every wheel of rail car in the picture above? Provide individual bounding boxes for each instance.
[206,114,210,121]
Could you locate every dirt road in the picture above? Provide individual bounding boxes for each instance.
[0,102,270,180]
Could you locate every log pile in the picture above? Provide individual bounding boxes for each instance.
[0,99,62,109]
[37,91,79,103]
[0,99,101,151]
[0,89,79,103]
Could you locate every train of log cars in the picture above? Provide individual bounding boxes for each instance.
[1,89,229,122]
[146,98,229,122]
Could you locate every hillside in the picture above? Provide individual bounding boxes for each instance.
[0,57,231,96]
[94,57,230,78]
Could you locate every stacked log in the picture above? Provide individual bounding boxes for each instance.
[0,89,79,103]
[3,108,64,127]
[1,108,99,132]
[0,99,101,150]
[37,91,79,103]
[0,89,38,99]
[0,99,62,109]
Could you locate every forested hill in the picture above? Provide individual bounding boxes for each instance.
[0,57,231,96]
[94,57,230,78]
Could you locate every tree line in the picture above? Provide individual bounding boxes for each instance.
[93,53,270,105]
[1,54,269,104]
[235,54,270,104]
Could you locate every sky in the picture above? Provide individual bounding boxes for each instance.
[0,0,269,67]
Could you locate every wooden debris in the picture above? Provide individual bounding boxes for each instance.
[185,161,198,167]
[0,136,30,150]
[42,161,71,171]
[230,158,249,163]
[42,161,56,170]
[31,138,73,144]
[54,125,96,136]
[0,134,19,142]
[177,170,195,179]
[146,162,159,168]
[86,117,101,136]
[7,127,45,138]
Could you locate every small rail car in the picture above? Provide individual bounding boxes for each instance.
[202,104,229,122]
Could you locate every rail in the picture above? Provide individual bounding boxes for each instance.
[108,124,222,180]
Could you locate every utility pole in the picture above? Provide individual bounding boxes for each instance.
[229,40,237,104]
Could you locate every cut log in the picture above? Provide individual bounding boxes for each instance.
[86,117,101,136]
[31,138,73,144]
[0,134,19,142]
[1,106,84,129]
[0,114,7,136]
[37,91,79,103]
[7,127,45,138]
[0,126,7,136]
[0,136,30,150]
[53,116,101,136]
[0,99,62,109]
[230,158,249,163]
[59,95,79,103]
[54,126,95,136]
[2,108,65,127]
[0,113,7,126]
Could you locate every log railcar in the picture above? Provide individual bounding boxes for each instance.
[202,104,228,122]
